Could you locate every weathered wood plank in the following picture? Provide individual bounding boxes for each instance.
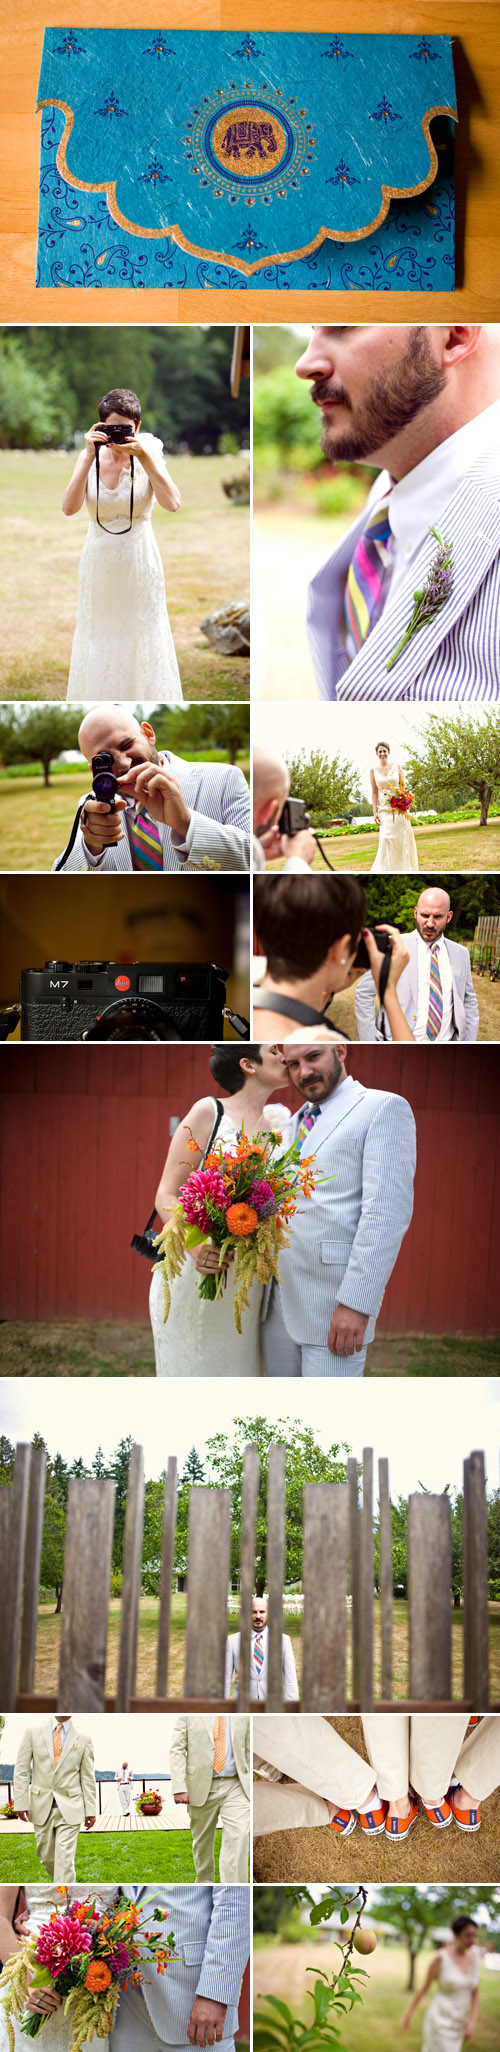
[19,1447,46,1695]
[184,1489,231,1696]
[302,1483,348,1709]
[156,1457,178,1697]
[58,1481,115,1709]
[361,1449,373,1711]
[408,1494,451,1699]
[116,1445,145,1712]
[0,1446,31,1708]
[378,1458,393,1703]
[348,1457,361,1703]
[266,1444,286,1710]
[463,1452,489,1707]
[236,1445,260,1710]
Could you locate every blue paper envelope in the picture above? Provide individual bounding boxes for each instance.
[36,29,458,291]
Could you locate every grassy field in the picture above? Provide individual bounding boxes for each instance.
[267,818,500,875]
[0,1323,497,1376]
[0,762,250,871]
[29,1596,500,1702]
[0,1831,220,1882]
[0,451,249,700]
[253,1940,500,2051]
[323,973,500,1044]
[255,508,342,702]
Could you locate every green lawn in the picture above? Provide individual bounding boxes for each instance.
[324,970,500,1045]
[1,1323,497,1378]
[0,1831,220,1882]
[253,1941,500,2051]
[29,1596,500,1703]
[0,761,249,871]
[266,819,500,875]
[0,450,249,701]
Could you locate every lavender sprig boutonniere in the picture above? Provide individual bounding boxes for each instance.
[387,525,454,672]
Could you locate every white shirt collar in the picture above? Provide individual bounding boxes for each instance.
[417,930,448,954]
[51,1715,72,1731]
[374,398,500,558]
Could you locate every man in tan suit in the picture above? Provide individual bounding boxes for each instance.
[14,1716,96,1882]
[169,1715,249,1884]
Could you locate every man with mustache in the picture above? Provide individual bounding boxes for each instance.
[52,705,250,870]
[355,887,479,1042]
[294,324,500,700]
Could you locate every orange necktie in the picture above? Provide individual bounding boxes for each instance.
[213,1715,226,1774]
[53,1724,63,1765]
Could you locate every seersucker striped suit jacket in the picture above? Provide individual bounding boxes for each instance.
[307,448,500,700]
[271,1074,416,1347]
[118,1886,249,2044]
[52,752,250,873]
[354,931,479,1043]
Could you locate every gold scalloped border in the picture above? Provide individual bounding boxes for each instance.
[38,97,457,278]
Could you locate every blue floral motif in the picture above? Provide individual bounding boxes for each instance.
[326,159,360,189]
[231,37,264,60]
[370,96,402,124]
[410,38,441,63]
[139,156,172,185]
[322,38,351,63]
[143,35,175,60]
[232,227,266,253]
[54,31,86,57]
[95,92,127,119]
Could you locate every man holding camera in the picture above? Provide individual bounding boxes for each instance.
[52,707,250,872]
[354,888,479,1042]
[253,744,317,871]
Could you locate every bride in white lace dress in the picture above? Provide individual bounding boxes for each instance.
[370,741,418,873]
[63,389,183,704]
[0,1885,114,2049]
[149,1043,291,1376]
[402,1916,481,2049]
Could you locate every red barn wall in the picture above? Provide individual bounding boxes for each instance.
[1,1047,499,1336]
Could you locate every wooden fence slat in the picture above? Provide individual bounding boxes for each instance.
[59,1481,115,1709]
[19,1447,46,1695]
[348,1458,361,1703]
[156,1457,178,1697]
[0,1446,31,1708]
[184,1489,231,1697]
[116,1446,145,1712]
[266,1444,286,1710]
[361,1449,373,1711]
[408,1495,451,1699]
[236,1445,260,1710]
[302,1483,348,1709]
[463,1452,489,1706]
[378,1458,393,1703]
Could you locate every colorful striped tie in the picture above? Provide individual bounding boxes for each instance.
[130,807,163,871]
[345,495,393,651]
[426,943,444,1040]
[253,1632,264,1677]
[296,1102,322,1150]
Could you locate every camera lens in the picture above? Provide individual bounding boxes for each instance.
[81,999,181,1042]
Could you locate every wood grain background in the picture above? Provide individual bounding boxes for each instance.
[1,0,500,323]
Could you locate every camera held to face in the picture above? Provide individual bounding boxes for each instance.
[100,422,134,444]
[19,961,230,1042]
[91,750,119,810]
[278,796,311,837]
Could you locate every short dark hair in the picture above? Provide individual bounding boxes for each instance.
[209,1045,263,1094]
[98,388,141,424]
[451,1916,478,1936]
[253,875,366,981]
[376,741,391,754]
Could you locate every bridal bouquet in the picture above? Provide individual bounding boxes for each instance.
[387,771,415,817]
[0,1894,177,2050]
[154,1126,317,1332]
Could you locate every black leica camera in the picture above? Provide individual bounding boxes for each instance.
[101,422,134,443]
[91,750,119,810]
[278,796,311,836]
[19,960,230,1042]
[354,927,397,971]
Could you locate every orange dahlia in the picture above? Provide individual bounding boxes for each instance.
[226,1203,258,1236]
[85,1962,112,1993]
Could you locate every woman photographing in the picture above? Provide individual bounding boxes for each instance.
[63,387,183,702]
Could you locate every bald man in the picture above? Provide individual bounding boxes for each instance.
[354,889,479,1042]
[294,324,500,700]
[253,745,316,873]
[52,708,250,872]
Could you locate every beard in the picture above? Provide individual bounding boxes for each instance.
[301,1050,344,1099]
[316,328,447,462]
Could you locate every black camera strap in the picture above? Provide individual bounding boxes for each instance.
[95,446,135,534]
[130,1100,225,1261]
[376,949,392,1042]
[54,790,94,873]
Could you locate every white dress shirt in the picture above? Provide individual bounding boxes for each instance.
[213,1715,236,1779]
[414,932,454,1043]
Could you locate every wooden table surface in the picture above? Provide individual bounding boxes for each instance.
[1,0,500,320]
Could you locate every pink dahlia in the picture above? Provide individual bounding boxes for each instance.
[180,1167,228,1233]
[108,1945,130,1979]
[36,1914,93,1977]
[250,1179,276,1216]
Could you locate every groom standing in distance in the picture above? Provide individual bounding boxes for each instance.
[295,324,500,700]
[262,1044,416,1377]
[14,1715,96,1882]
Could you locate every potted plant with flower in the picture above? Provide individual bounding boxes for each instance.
[0,1800,16,1820]
[136,1788,163,1818]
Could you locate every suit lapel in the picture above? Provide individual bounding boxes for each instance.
[337,474,500,700]
[302,1077,365,1158]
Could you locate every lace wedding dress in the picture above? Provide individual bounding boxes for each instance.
[66,435,183,703]
[0,1887,114,2051]
[422,1946,480,2051]
[370,760,418,873]
[149,1101,291,1376]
